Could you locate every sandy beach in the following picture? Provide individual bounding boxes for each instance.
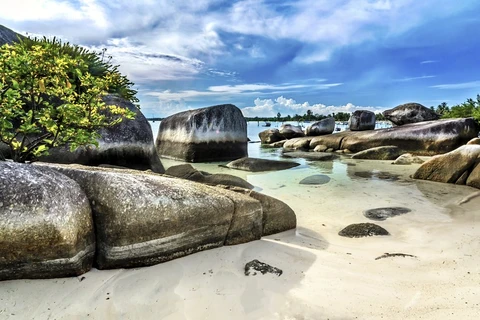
[2,156,480,320]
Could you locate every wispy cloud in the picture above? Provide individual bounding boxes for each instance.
[145,81,342,100]
[420,60,439,64]
[394,75,436,82]
[431,81,480,90]
[240,96,386,117]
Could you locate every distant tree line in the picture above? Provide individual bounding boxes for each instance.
[245,109,386,123]
[431,95,480,121]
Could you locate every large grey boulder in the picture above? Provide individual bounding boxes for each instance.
[226,157,300,172]
[383,103,439,126]
[37,164,265,269]
[0,24,23,46]
[0,162,95,280]
[39,94,164,173]
[259,129,285,144]
[279,124,305,139]
[156,104,247,162]
[283,137,313,150]
[309,118,479,155]
[413,144,480,186]
[348,110,376,131]
[305,117,335,136]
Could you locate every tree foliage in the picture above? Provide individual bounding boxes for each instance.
[0,37,136,162]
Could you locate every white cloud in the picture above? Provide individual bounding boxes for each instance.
[394,75,436,82]
[145,81,342,100]
[240,96,386,117]
[420,60,439,64]
[431,81,480,90]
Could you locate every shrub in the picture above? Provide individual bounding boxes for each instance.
[0,37,136,162]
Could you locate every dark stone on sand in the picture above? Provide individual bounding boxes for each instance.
[299,175,331,185]
[364,207,411,221]
[156,104,247,162]
[226,157,300,172]
[244,259,283,276]
[282,151,338,161]
[338,223,390,238]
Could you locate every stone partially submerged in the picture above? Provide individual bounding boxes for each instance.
[309,118,479,155]
[351,146,403,160]
[41,94,165,173]
[226,157,300,172]
[156,104,248,162]
[0,162,95,280]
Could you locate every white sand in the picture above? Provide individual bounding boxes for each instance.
[2,157,480,319]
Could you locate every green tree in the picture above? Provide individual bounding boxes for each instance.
[0,38,136,163]
[443,95,480,120]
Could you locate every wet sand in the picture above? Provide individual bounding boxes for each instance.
[1,156,480,319]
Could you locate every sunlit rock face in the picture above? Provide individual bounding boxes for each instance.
[305,117,335,136]
[0,162,95,280]
[156,104,248,162]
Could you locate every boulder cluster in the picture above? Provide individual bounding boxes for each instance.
[0,162,296,280]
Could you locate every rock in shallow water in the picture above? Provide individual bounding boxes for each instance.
[156,104,247,162]
[364,207,411,221]
[351,146,403,160]
[226,157,300,172]
[338,223,390,238]
[299,174,331,185]
[282,151,338,161]
[0,162,95,280]
[244,259,283,276]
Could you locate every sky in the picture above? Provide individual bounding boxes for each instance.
[1,0,480,118]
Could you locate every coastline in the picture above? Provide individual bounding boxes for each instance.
[2,156,480,319]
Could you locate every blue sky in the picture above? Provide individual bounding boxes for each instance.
[1,0,480,118]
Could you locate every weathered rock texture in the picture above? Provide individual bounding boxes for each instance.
[35,163,296,269]
[305,117,335,136]
[156,104,247,162]
[283,137,313,150]
[226,157,300,172]
[279,124,305,139]
[0,162,95,280]
[219,186,297,236]
[413,144,480,188]
[351,146,403,160]
[348,110,376,131]
[383,103,439,126]
[40,94,164,173]
[308,118,479,155]
[364,207,411,221]
[259,129,285,144]
[0,24,23,46]
[282,151,338,161]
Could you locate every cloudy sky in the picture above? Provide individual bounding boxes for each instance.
[1,0,480,118]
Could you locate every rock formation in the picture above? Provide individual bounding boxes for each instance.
[413,144,480,188]
[383,103,439,125]
[226,157,300,172]
[156,104,248,162]
[279,124,305,139]
[348,110,376,131]
[305,117,335,136]
[0,24,23,46]
[259,129,285,144]
[0,162,95,280]
[351,146,403,160]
